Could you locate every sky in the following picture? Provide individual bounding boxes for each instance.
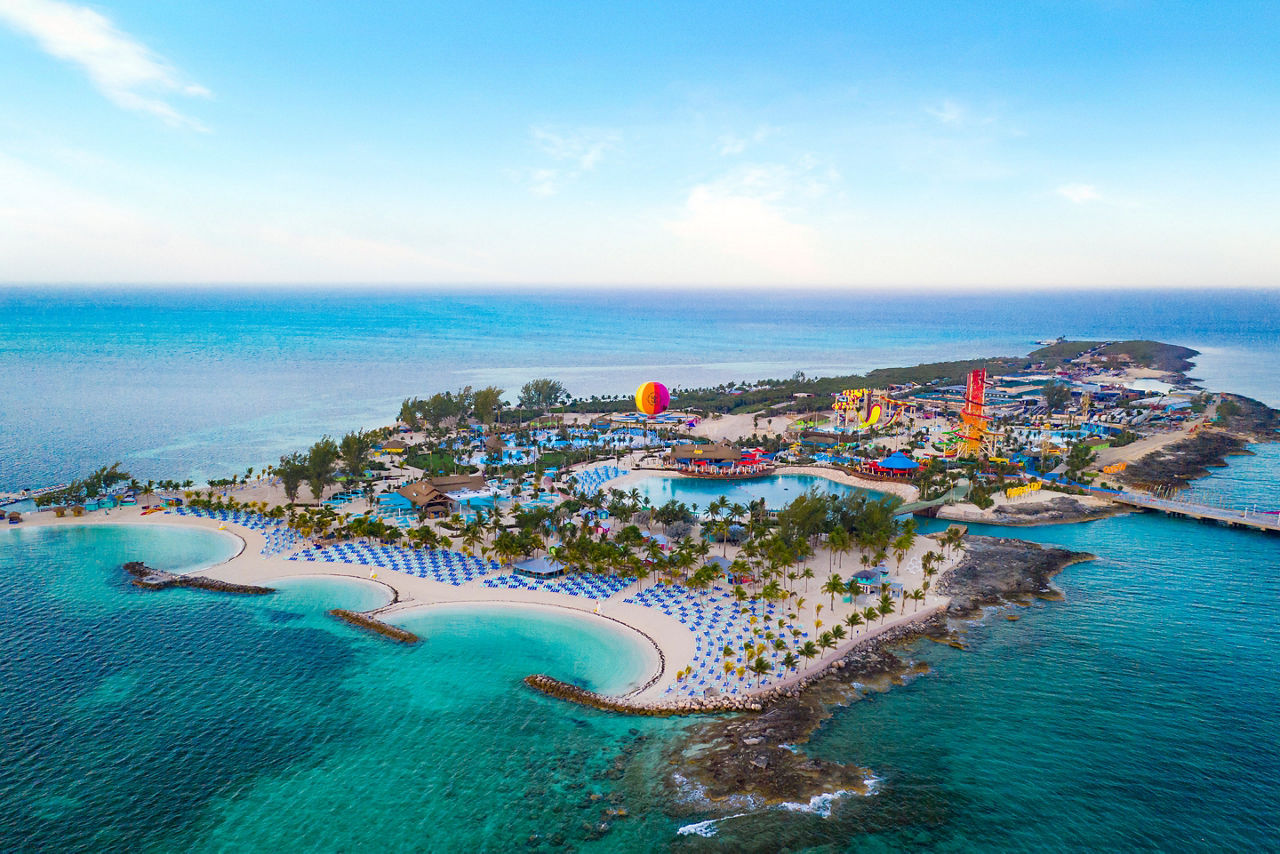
[0,0,1277,288]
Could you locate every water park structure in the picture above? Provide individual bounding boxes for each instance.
[943,369,999,458]
[832,388,908,431]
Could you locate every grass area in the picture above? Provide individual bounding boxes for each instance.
[404,451,476,475]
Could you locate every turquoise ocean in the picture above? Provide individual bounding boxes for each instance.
[1,288,1278,850]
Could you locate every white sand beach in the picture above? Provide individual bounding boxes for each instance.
[19,505,960,705]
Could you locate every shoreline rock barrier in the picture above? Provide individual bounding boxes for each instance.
[123,561,274,595]
[329,609,420,643]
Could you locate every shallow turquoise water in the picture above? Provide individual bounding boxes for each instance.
[682,510,1279,851]
[0,525,688,851]
[630,472,875,511]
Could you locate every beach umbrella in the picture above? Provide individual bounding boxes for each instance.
[634,381,670,416]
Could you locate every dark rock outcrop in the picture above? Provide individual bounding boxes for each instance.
[124,562,274,594]
[329,609,419,643]
[1121,430,1251,490]
[938,535,1093,618]
[982,495,1124,526]
[1121,394,1279,490]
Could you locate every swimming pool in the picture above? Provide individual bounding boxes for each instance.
[627,472,881,511]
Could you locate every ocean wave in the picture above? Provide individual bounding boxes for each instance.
[676,814,747,837]
[777,789,854,817]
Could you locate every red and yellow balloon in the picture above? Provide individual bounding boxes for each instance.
[635,381,670,416]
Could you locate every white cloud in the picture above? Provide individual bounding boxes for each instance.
[531,126,618,171]
[665,185,824,279]
[0,0,210,129]
[664,158,834,279]
[528,168,559,197]
[926,99,967,125]
[1056,183,1102,204]
[717,125,776,156]
[518,125,619,196]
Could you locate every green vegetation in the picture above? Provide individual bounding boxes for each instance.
[34,463,132,507]
[404,450,474,475]
[518,378,569,412]
[1042,380,1072,413]
[1064,441,1097,482]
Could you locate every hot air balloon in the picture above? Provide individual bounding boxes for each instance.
[635,381,670,416]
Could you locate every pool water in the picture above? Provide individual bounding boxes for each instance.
[629,472,880,511]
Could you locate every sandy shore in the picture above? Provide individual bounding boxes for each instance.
[13,504,956,705]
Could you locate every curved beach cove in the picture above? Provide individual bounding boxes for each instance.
[0,524,682,850]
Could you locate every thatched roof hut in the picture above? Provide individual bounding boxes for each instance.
[667,443,739,463]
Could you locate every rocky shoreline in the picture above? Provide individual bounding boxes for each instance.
[937,535,1095,618]
[662,535,1092,811]
[1121,394,1280,490]
[939,495,1127,527]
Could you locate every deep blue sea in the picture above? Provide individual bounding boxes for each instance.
[2,287,1279,491]
[1,287,1279,850]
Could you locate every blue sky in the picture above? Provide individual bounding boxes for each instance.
[0,0,1276,287]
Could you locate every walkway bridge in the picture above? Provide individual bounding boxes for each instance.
[1110,492,1280,534]
[896,481,970,517]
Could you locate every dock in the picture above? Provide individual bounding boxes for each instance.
[1110,493,1280,534]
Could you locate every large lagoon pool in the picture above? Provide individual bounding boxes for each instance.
[628,472,880,511]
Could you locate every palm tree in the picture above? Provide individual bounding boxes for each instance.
[817,631,836,655]
[830,624,847,641]
[863,606,880,628]
[844,611,864,634]
[798,641,819,670]
[878,594,894,625]
[822,574,845,610]
[910,588,925,611]
[892,531,914,573]
[748,655,772,688]
[940,526,965,556]
[828,525,852,571]
[781,652,800,672]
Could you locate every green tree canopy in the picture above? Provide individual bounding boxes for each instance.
[472,386,505,424]
[518,378,568,412]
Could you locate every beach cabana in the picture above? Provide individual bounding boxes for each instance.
[704,555,733,574]
[512,555,567,579]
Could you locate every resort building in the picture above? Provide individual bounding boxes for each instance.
[667,443,740,466]
[666,443,773,477]
[380,482,453,518]
[428,474,488,492]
